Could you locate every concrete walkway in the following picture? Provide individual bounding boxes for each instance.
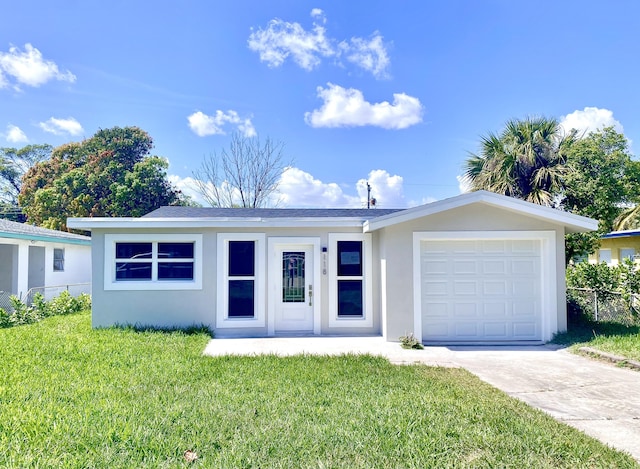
[203,337,640,462]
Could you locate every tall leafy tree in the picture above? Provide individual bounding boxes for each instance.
[19,127,185,230]
[463,117,577,206]
[0,144,52,221]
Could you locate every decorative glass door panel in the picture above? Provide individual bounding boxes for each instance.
[275,245,314,332]
[282,252,305,303]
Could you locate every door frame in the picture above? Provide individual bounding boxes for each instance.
[267,237,322,336]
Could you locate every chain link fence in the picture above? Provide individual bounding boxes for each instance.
[0,283,91,313]
[567,287,640,326]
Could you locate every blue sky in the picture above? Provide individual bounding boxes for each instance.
[0,1,637,208]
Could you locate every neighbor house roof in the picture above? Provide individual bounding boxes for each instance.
[601,229,640,239]
[0,219,91,245]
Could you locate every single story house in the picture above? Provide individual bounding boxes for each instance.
[67,190,597,344]
[0,219,92,303]
[589,229,640,265]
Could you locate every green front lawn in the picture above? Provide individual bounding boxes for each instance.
[0,312,636,468]
[552,319,640,362]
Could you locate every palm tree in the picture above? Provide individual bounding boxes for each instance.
[463,117,577,206]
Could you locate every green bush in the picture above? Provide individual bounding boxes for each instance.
[0,291,91,329]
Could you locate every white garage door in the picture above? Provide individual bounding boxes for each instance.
[420,238,542,342]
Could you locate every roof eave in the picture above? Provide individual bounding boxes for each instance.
[364,191,598,233]
[67,217,369,230]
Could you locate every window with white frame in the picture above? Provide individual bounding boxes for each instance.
[104,234,202,290]
[53,248,65,272]
[216,233,265,328]
[328,233,373,328]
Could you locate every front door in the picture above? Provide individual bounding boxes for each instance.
[275,246,314,332]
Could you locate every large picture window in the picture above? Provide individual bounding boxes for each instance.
[105,234,202,290]
[217,233,265,328]
[328,233,373,328]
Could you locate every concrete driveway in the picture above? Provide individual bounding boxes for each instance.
[204,337,640,462]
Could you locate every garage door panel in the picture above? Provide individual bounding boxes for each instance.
[483,322,508,337]
[423,302,448,317]
[454,302,478,318]
[454,281,478,295]
[483,281,507,295]
[421,238,542,342]
[483,302,507,317]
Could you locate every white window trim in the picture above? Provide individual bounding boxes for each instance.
[104,233,202,291]
[412,231,556,343]
[216,233,266,328]
[328,233,373,328]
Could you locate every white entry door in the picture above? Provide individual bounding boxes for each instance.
[275,245,314,332]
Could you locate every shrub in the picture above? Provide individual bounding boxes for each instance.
[399,333,424,349]
[0,291,91,329]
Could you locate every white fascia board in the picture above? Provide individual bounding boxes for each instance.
[67,217,365,231]
[363,190,598,233]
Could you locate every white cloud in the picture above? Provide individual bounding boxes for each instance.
[0,43,76,89]
[305,83,423,129]
[5,124,28,143]
[170,167,412,208]
[560,107,624,136]
[248,10,390,78]
[356,169,406,207]
[187,110,256,138]
[340,33,390,79]
[247,13,334,71]
[39,117,84,136]
[456,174,472,194]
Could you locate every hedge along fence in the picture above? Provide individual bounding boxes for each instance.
[0,291,91,329]
[567,259,640,325]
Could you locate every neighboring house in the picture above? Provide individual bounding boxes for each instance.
[67,190,596,344]
[0,219,92,301]
[589,229,640,265]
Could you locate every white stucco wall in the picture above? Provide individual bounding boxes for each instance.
[0,237,91,298]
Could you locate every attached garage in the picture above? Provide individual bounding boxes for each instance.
[416,231,555,343]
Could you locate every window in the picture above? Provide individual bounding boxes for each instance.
[104,234,202,290]
[217,233,265,328]
[53,248,65,272]
[337,241,364,317]
[328,233,373,328]
[599,249,612,265]
[620,248,635,262]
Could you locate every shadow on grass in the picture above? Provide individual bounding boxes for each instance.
[109,323,214,337]
[552,316,640,346]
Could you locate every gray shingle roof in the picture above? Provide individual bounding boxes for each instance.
[0,219,90,243]
[144,206,402,219]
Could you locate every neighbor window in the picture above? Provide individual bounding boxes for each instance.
[105,234,202,290]
[53,248,65,272]
[328,233,373,328]
[620,248,635,262]
[599,249,612,265]
[216,233,266,328]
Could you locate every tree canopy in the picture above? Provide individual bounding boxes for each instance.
[19,127,184,230]
[0,144,52,221]
[463,117,577,206]
[465,119,640,261]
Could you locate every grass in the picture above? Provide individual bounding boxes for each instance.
[0,312,637,468]
[552,316,640,362]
